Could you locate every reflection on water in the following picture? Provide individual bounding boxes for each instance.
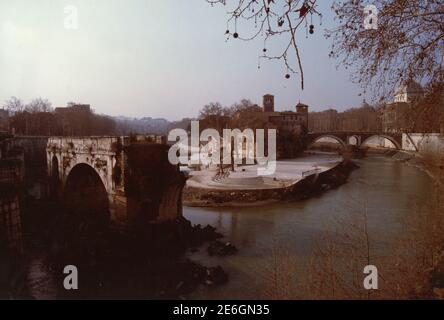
[184,156,433,299]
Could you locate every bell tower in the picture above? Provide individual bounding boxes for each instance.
[263,94,275,112]
[296,102,309,129]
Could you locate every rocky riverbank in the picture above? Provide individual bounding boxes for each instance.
[2,204,235,299]
[183,160,358,207]
[46,217,233,299]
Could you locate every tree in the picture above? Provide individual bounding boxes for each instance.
[231,99,257,114]
[198,102,231,119]
[198,102,231,132]
[230,99,264,130]
[25,97,53,113]
[328,0,444,101]
[3,97,25,114]
[208,1,444,100]
[6,97,53,135]
[406,82,444,133]
[198,99,267,131]
[206,0,322,90]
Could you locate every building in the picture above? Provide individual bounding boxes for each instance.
[381,102,408,133]
[55,104,91,114]
[337,101,382,132]
[256,94,309,158]
[382,81,429,133]
[393,81,424,103]
[263,94,275,112]
[55,104,93,135]
[308,109,339,132]
[309,101,381,133]
[200,94,309,159]
[256,94,309,131]
[0,109,9,134]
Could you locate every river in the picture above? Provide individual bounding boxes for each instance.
[21,154,434,299]
[183,155,434,299]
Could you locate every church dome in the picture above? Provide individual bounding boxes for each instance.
[395,81,423,95]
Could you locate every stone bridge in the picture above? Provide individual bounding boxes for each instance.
[305,132,403,149]
[46,136,185,226]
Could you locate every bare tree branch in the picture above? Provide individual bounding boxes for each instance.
[327,0,444,101]
[206,0,322,90]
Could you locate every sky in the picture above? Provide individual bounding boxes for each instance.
[0,0,364,120]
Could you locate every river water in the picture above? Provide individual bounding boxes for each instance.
[20,155,434,299]
[183,155,434,299]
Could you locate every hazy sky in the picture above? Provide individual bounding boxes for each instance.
[0,0,364,120]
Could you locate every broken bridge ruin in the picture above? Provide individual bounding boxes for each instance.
[46,136,185,226]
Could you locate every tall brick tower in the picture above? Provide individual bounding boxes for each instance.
[263,94,275,112]
[296,102,309,129]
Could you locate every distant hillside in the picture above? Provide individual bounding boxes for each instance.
[114,116,194,135]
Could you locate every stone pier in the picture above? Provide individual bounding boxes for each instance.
[0,159,23,254]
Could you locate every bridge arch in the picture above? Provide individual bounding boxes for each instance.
[63,159,110,193]
[361,134,401,149]
[63,163,110,226]
[308,134,347,148]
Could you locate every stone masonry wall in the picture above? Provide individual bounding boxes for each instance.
[0,159,23,254]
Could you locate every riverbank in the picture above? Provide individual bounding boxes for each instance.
[389,149,443,185]
[45,217,231,299]
[183,157,358,207]
[387,149,444,299]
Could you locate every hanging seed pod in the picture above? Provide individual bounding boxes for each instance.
[309,24,314,34]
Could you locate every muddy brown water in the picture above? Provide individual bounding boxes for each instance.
[183,155,434,299]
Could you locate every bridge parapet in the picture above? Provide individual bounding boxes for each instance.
[305,132,402,149]
[47,136,128,156]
